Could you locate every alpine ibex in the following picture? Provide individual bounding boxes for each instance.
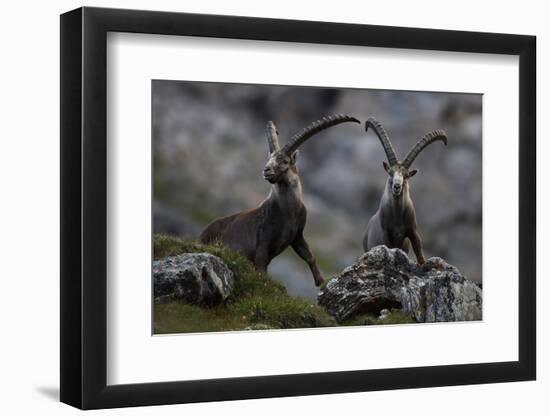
[363,117,448,264]
[200,114,360,286]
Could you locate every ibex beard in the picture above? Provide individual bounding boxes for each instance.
[200,114,360,287]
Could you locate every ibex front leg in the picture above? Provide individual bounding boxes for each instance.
[291,232,324,287]
[408,229,426,265]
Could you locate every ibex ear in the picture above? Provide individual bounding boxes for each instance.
[408,169,418,178]
[290,151,299,165]
[383,161,390,173]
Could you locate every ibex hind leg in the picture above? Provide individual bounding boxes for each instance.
[199,217,228,244]
[198,225,216,244]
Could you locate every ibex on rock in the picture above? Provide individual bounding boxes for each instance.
[200,114,360,286]
[363,117,448,264]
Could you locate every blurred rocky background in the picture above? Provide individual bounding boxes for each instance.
[152,80,482,300]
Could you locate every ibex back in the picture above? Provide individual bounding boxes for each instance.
[200,114,360,286]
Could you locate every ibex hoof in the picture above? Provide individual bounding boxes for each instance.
[314,278,325,287]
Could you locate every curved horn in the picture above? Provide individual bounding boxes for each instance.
[266,121,280,153]
[402,129,448,168]
[365,117,398,166]
[281,114,360,155]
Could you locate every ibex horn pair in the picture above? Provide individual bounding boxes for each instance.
[365,116,447,168]
[267,114,360,155]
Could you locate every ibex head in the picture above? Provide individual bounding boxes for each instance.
[263,114,360,184]
[365,117,448,197]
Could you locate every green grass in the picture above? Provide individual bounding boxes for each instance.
[153,234,335,334]
[154,303,250,333]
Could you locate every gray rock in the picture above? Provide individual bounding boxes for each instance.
[318,245,482,323]
[153,253,234,306]
[378,308,390,319]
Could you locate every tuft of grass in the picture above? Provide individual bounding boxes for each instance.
[153,234,335,333]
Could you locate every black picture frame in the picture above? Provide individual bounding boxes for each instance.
[60,6,536,410]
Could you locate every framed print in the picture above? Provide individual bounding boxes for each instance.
[60,6,536,409]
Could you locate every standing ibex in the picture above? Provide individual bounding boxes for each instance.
[363,117,448,264]
[200,114,360,286]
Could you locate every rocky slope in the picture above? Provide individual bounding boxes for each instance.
[153,240,481,328]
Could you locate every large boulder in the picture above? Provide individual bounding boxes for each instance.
[318,245,482,323]
[153,253,234,306]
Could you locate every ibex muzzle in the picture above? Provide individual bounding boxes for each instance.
[363,117,448,264]
[200,114,360,286]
